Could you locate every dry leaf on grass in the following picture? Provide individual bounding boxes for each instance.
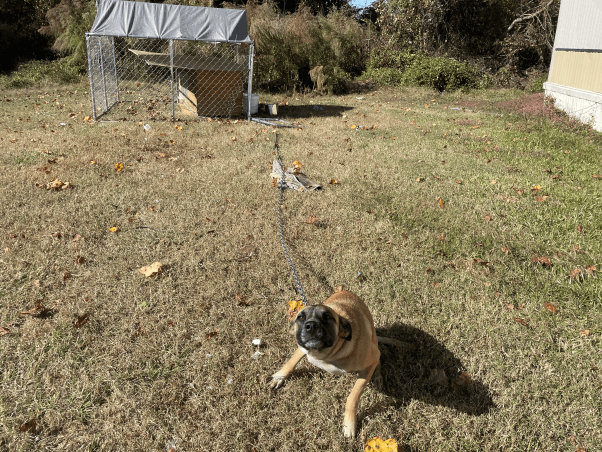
[513,317,528,327]
[532,256,552,267]
[115,162,124,172]
[109,227,119,233]
[451,372,471,390]
[501,246,510,254]
[577,225,584,234]
[364,436,398,452]
[328,179,339,185]
[206,329,219,340]
[138,261,163,277]
[306,215,317,224]
[73,314,90,329]
[19,419,37,433]
[569,268,582,280]
[586,265,596,276]
[544,302,557,313]
[531,185,541,192]
[438,197,445,208]
[287,299,306,321]
[534,195,549,202]
[580,329,590,337]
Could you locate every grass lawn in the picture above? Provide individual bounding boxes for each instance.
[1,80,601,451]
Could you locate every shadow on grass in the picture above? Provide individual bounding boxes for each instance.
[258,103,354,119]
[374,323,495,416]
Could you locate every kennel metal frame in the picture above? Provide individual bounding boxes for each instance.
[86,0,254,122]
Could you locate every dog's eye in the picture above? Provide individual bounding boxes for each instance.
[297,312,305,321]
[323,313,331,321]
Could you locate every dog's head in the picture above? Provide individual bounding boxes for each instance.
[290,305,352,351]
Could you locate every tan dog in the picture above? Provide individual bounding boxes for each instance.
[270,290,382,438]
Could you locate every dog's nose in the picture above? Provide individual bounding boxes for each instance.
[304,320,318,332]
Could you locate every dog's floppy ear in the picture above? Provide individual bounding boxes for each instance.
[338,317,352,341]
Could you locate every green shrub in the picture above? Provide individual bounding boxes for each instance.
[529,73,548,92]
[0,59,81,89]
[363,47,480,92]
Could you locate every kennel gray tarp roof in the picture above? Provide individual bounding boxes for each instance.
[88,0,252,43]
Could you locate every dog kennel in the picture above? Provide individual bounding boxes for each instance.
[86,0,254,121]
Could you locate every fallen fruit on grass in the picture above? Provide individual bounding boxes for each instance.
[138,261,162,277]
[364,436,398,452]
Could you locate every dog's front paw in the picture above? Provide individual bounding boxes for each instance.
[269,374,286,390]
[342,418,356,438]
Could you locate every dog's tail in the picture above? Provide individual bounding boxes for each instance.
[377,336,410,348]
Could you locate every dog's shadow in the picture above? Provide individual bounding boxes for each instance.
[372,323,495,416]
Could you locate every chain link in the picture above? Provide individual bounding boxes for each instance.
[274,134,309,305]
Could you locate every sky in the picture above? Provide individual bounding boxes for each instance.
[349,0,373,9]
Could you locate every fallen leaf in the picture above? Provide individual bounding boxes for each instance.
[438,197,445,208]
[115,162,124,172]
[47,178,63,190]
[485,215,492,221]
[473,259,489,266]
[569,268,582,280]
[451,372,471,390]
[109,227,119,232]
[364,436,398,452]
[73,234,82,242]
[501,246,510,254]
[416,176,425,182]
[76,256,86,265]
[534,195,549,202]
[230,136,237,141]
[577,225,584,234]
[592,175,602,179]
[73,313,90,328]
[19,419,36,433]
[513,317,528,327]
[139,261,163,277]
[174,125,182,130]
[328,179,339,185]
[504,303,514,310]
[586,265,596,276]
[306,215,317,224]
[532,256,551,267]
[455,179,462,184]
[544,302,557,313]
[580,329,590,337]
[531,185,541,192]
[206,328,219,340]
[287,299,306,321]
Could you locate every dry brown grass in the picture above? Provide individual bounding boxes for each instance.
[1,83,601,451]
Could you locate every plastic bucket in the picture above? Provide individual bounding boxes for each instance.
[243,93,259,115]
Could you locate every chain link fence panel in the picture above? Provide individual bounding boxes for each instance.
[86,35,253,122]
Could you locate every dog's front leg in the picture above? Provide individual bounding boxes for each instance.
[342,360,378,438]
[270,348,305,389]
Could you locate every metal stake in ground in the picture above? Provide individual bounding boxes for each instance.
[275,133,309,306]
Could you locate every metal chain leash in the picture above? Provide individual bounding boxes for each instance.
[274,133,309,305]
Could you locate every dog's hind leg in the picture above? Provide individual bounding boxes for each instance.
[270,348,305,389]
[342,360,378,438]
